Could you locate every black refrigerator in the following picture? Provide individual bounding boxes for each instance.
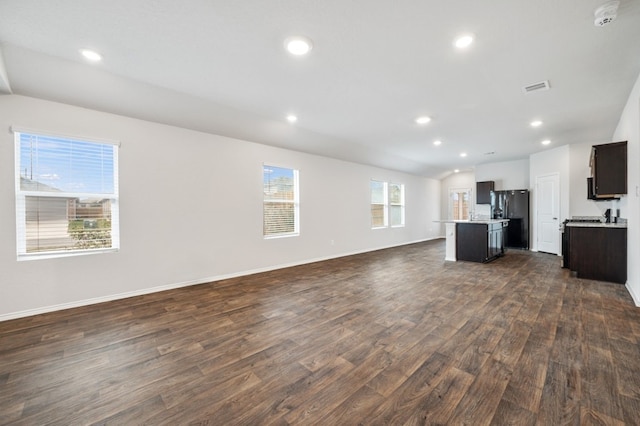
[490,189,529,249]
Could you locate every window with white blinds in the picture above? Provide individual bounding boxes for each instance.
[14,130,119,259]
[263,165,299,238]
[371,180,405,229]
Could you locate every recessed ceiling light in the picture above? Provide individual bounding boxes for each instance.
[286,114,298,123]
[415,116,431,125]
[454,34,474,49]
[541,139,551,145]
[460,152,467,157]
[454,169,460,173]
[530,120,543,127]
[80,49,102,62]
[433,140,442,146]
[284,36,313,56]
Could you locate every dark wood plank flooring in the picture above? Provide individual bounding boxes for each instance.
[1,240,640,425]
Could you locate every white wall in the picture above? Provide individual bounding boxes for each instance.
[612,71,640,306]
[569,142,600,218]
[568,141,624,219]
[472,159,529,217]
[438,171,475,232]
[0,95,442,320]
[475,159,529,191]
[529,145,570,253]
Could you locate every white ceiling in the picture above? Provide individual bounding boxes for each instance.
[1,0,639,179]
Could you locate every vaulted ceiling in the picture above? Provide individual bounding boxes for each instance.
[1,0,639,178]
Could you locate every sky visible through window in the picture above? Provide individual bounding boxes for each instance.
[19,133,115,194]
[263,165,293,182]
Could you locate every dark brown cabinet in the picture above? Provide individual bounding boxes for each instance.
[591,141,627,198]
[566,225,626,284]
[456,222,504,263]
[476,181,494,204]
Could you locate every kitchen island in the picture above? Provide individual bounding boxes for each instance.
[437,219,509,263]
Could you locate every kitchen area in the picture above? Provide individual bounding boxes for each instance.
[439,140,628,286]
[560,141,628,284]
[439,183,529,264]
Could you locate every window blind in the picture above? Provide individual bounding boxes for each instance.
[14,131,119,258]
[263,165,299,237]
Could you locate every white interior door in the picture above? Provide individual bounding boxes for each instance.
[536,173,560,254]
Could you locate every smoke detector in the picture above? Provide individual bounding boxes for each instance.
[594,1,620,27]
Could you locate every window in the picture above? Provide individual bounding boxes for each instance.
[370,180,388,228]
[263,165,299,237]
[389,183,405,227]
[449,188,470,220]
[14,129,119,259]
[371,180,405,228]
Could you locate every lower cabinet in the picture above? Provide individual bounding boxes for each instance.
[488,222,504,260]
[567,226,626,284]
[456,222,504,263]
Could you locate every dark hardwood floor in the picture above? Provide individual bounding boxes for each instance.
[1,239,640,425]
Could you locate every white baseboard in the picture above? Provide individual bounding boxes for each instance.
[625,282,640,307]
[0,237,439,322]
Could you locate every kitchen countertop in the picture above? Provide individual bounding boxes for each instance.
[565,222,627,228]
[435,219,510,224]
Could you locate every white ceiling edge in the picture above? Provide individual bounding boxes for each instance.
[0,46,12,94]
[3,44,448,179]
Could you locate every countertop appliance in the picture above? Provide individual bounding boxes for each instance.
[490,189,529,249]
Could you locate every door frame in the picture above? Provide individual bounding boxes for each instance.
[448,187,472,220]
[534,172,561,255]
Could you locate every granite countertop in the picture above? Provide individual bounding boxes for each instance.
[435,219,510,224]
[565,222,627,228]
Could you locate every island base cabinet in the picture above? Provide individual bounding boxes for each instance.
[456,222,504,263]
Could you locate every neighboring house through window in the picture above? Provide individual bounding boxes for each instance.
[263,165,299,237]
[14,129,119,259]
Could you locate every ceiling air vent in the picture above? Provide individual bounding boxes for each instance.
[523,80,550,94]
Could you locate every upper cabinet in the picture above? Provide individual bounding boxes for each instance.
[476,181,494,204]
[590,141,627,199]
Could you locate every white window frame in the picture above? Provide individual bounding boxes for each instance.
[371,180,406,229]
[389,182,405,228]
[449,187,471,220]
[13,127,120,260]
[370,180,388,229]
[263,164,300,239]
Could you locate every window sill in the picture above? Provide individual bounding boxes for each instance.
[264,233,300,240]
[18,247,119,261]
